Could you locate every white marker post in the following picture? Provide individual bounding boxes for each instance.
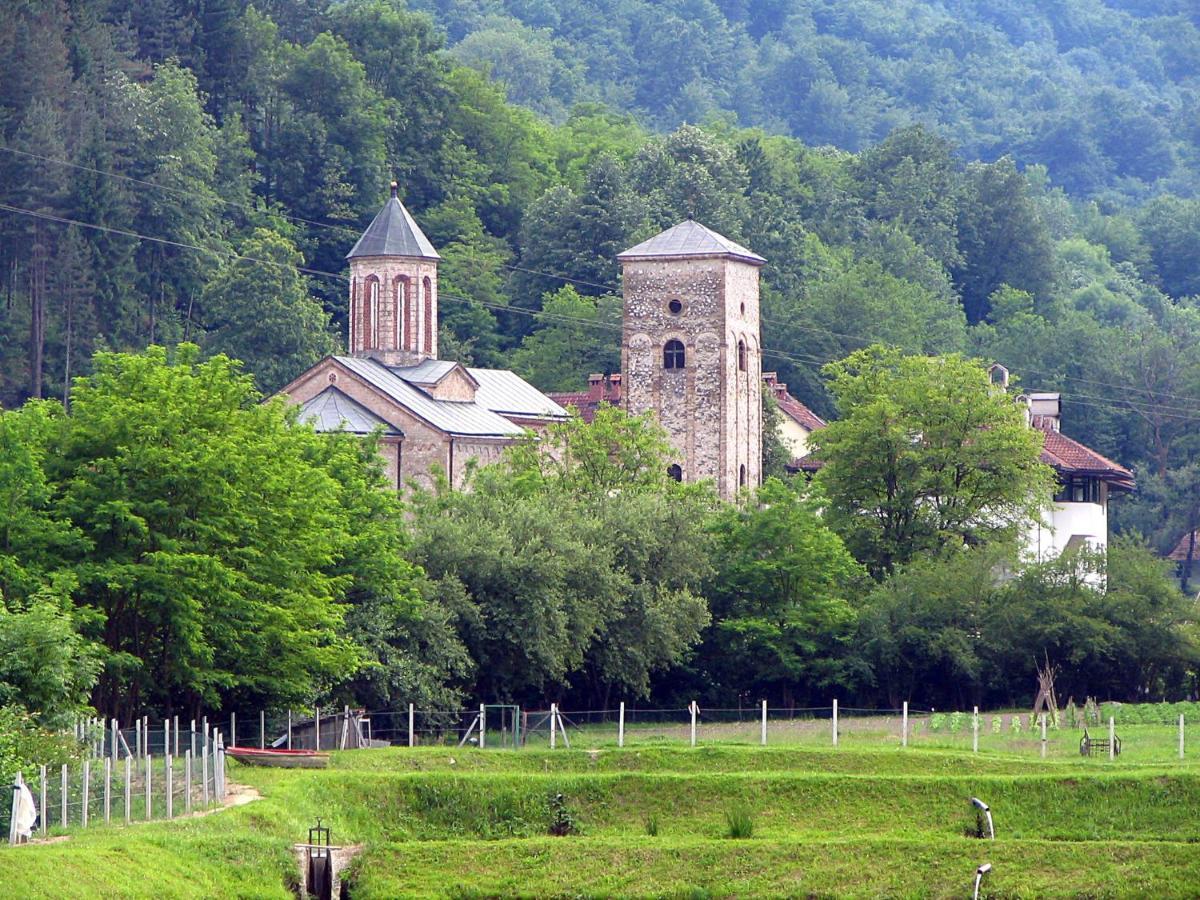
[186,750,193,812]
[761,700,768,746]
[60,764,67,828]
[124,756,131,824]
[689,701,697,747]
[973,706,979,753]
[1040,713,1048,759]
[479,704,486,750]
[314,708,320,751]
[832,699,839,748]
[145,754,152,820]
[902,702,909,748]
[81,760,89,828]
[408,703,415,748]
[549,704,557,750]
[104,757,111,824]
[1109,716,1116,761]
[618,702,626,748]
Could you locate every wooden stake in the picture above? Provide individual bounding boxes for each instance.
[1180,714,1185,760]
[1109,716,1116,761]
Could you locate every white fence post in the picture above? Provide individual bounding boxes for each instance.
[111,718,119,760]
[8,772,21,845]
[761,700,768,746]
[135,718,142,759]
[185,750,193,812]
[287,710,292,750]
[618,702,625,748]
[1040,713,1047,758]
[973,706,979,753]
[174,716,179,757]
[1109,716,1116,761]
[408,703,415,748]
[230,712,236,749]
[104,757,111,824]
[145,753,152,820]
[832,699,839,748]
[81,761,89,828]
[190,719,196,756]
[479,704,486,750]
[202,745,209,806]
[902,702,909,748]
[60,764,67,827]
[549,704,557,750]
[124,756,131,824]
[689,701,697,747]
[315,708,321,751]
[1180,714,1185,760]
[39,765,47,836]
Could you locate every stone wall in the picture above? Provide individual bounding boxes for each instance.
[620,255,762,498]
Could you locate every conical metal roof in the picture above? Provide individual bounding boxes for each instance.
[617,219,764,264]
[346,184,440,260]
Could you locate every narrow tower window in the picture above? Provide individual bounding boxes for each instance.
[738,339,747,372]
[667,464,682,482]
[663,339,686,369]
[423,276,434,354]
[369,277,380,348]
[739,464,747,488]
[394,275,409,348]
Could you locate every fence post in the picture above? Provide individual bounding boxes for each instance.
[832,699,839,748]
[1180,713,1185,760]
[1109,716,1116,761]
[201,716,208,755]
[81,760,89,828]
[104,757,111,824]
[973,707,979,753]
[185,750,193,812]
[761,700,768,746]
[1040,713,1048,758]
[260,710,266,750]
[618,702,626,748]
[135,718,142,759]
[287,710,293,750]
[143,716,149,756]
[902,702,909,748]
[549,704,557,750]
[165,755,172,819]
[124,756,131,824]
[408,703,415,748]
[60,764,67,827]
[174,716,179,757]
[231,712,236,749]
[111,718,119,760]
[190,719,196,756]
[479,704,487,750]
[315,707,321,751]
[202,746,209,807]
[689,701,697,747]
[39,765,47,836]
[9,772,22,845]
[145,753,152,820]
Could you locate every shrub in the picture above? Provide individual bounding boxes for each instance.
[548,791,575,836]
[645,814,659,836]
[724,804,754,839]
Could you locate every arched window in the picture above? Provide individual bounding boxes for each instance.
[369,277,380,348]
[667,464,682,482]
[394,276,410,348]
[423,276,434,354]
[361,275,379,350]
[663,339,685,369]
[738,339,747,372]
[739,464,747,488]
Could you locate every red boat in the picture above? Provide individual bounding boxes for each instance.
[226,746,330,769]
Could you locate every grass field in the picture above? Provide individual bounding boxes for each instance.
[5,725,1200,897]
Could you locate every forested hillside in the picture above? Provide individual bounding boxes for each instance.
[0,1,1197,561]
[418,0,1200,199]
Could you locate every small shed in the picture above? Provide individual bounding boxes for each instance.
[273,709,384,750]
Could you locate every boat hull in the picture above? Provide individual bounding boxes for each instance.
[226,747,330,769]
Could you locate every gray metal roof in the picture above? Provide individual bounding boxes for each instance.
[346,189,440,260]
[392,358,461,386]
[468,367,570,420]
[334,356,525,437]
[298,387,403,436]
[617,219,765,264]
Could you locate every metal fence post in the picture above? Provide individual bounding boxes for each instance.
[761,700,768,746]
[973,706,980,753]
[81,760,89,828]
[902,702,909,748]
[408,703,414,748]
[202,746,209,806]
[479,704,486,749]
[104,757,111,824]
[1180,714,1185,760]
[124,756,131,824]
[689,701,697,747]
[260,710,266,750]
[145,754,152,820]
[1109,716,1116,761]
[287,710,293,750]
[231,712,236,749]
[832,699,839,748]
[618,702,625,748]
[60,764,67,827]
[549,704,557,750]
[39,765,47,836]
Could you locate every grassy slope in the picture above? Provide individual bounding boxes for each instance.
[5,744,1200,898]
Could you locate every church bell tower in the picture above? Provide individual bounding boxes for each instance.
[346,182,441,366]
[618,220,765,499]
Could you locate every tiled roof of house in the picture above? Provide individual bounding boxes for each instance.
[1035,421,1135,490]
[346,186,440,260]
[777,394,826,432]
[1168,530,1200,562]
[617,220,765,264]
[549,374,622,424]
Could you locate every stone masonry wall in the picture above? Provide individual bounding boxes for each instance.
[349,255,439,365]
[620,255,762,499]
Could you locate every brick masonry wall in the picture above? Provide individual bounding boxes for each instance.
[349,256,439,365]
[620,255,762,499]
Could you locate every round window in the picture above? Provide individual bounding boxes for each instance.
[668,298,683,314]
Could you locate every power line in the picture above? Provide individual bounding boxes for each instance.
[5,194,1197,422]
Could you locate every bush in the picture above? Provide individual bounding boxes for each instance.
[548,791,575,836]
[0,705,80,786]
[724,804,754,839]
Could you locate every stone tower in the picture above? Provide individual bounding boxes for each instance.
[618,220,765,499]
[346,182,441,365]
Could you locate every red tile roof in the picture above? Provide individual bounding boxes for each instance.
[548,374,621,424]
[1034,421,1135,490]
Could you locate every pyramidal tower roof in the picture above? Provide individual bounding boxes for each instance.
[346,183,440,260]
[617,219,764,265]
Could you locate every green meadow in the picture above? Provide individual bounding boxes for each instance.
[6,734,1200,898]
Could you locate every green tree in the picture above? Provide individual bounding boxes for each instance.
[509,286,621,392]
[201,228,337,392]
[704,478,865,705]
[814,346,1053,577]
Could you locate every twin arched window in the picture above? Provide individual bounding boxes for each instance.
[663,339,686,369]
[738,339,747,372]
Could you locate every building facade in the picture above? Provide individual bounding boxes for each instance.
[617,220,765,499]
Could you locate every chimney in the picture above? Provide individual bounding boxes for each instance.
[587,373,604,401]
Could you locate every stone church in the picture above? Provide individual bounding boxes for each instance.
[278,187,774,499]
